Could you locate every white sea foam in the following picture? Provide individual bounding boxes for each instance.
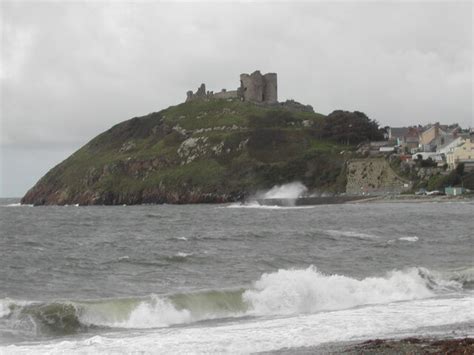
[243,266,434,315]
[2,266,470,355]
[226,202,314,210]
[3,296,473,354]
[399,236,419,242]
[80,295,192,329]
[262,182,308,199]
[78,267,458,330]
[175,252,192,258]
[325,229,380,240]
[0,298,34,318]
[3,203,33,207]
[0,299,12,318]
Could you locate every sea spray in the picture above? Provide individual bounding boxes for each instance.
[82,295,192,329]
[262,182,308,199]
[243,266,435,315]
[1,266,464,337]
[240,182,309,206]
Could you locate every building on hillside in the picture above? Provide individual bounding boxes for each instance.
[418,123,448,152]
[446,133,474,171]
[186,70,278,104]
[412,152,445,166]
[402,127,421,153]
[437,136,466,156]
[387,127,420,153]
[387,127,409,143]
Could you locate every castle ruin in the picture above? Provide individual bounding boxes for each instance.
[186,70,278,104]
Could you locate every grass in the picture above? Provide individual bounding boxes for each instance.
[27,98,353,204]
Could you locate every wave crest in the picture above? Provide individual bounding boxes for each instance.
[243,266,435,315]
[1,266,466,337]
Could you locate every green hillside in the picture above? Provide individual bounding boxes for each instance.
[22,99,353,205]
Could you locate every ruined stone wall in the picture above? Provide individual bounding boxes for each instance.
[186,83,208,102]
[346,158,412,195]
[186,70,277,104]
[239,71,278,103]
[213,90,238,100]
[263,73,277,103]
[240,71,265,103]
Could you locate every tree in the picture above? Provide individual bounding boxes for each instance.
[321,110,384,145]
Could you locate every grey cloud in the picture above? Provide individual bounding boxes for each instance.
[0,1,472,196]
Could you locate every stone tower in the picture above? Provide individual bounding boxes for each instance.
[262,73,277,104]
[185,70,278,104]
[239,70,278,104]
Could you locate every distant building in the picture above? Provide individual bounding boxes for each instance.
[239,71,278,104]
[418,123,448,152]
[387,127,409,143]
[387,126,420,153]
[412,152,445,166]
[186,70,278,104]
[446,133,474,171]
[437,136,466,156]
[445,187,466,196]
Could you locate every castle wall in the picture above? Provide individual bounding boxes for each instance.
[263,73,277,103]
[213,90,238,100]
[240,71,264,103]
[186,71,277,104]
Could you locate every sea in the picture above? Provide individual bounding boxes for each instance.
[0,195,473,354]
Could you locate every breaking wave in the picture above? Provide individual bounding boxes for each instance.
[261,182,308,199]
[0,266,467,337]
[227,202,315,210]
[2,203,33,207]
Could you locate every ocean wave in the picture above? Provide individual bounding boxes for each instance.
[243,266,438,315]
[448,267,474,289]
[0,266,467,336]
[2,203,33,207]
[4,296,473,354]
[226,202,315,210]
[261,182,308,199]
[324,229,380,240]
[398,236,419,242]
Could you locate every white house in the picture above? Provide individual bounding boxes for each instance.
[437,136,465,155]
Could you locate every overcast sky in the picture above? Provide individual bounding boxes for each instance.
[1,1,472,197]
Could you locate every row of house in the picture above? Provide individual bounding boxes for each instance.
[385,123,474,171]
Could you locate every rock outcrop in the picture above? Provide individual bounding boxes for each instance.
[21,99,345,205]
[346,158,412,194]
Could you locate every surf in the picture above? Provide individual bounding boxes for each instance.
[1,265,468,339]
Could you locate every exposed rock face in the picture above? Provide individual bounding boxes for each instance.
[346,158,412,194]
[280,100,314,113]
[21,99,346,206]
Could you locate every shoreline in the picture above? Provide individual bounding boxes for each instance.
[2,194,473,207]
[268,337,474,354]
[350,194,474,204]
[342,337,474,354]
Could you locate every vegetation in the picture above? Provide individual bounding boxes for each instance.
[315,110,384,145]
[22,99,383,205]
[424,163,474,191]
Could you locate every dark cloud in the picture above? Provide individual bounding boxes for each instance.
[1,1,472,196]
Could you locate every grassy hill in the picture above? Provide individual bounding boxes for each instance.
[22,99,351,205]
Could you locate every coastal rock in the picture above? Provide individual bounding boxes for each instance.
[21,100,353,205]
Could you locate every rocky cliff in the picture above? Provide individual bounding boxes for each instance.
[346,158,412,195]
[22,99,349,205]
